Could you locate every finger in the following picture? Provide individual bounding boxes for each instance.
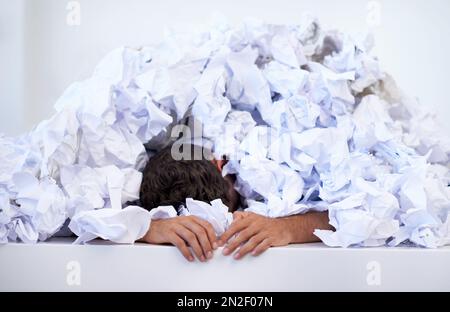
[223,226,259,256]
[180,218,213,259]
[175,225,206,262]
[234,233,266,260]
[191,217,218,250]
[170,235,194,262]
[218,218,251,246]
[232,211,248,221]
[251,238,272,257]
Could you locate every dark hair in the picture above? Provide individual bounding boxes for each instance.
[140,144,230,212]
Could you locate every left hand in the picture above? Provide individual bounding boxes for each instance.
[218,211,292,259]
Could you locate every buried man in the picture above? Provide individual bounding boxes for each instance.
[138,144,333,262]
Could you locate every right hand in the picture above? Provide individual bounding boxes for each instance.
[141,216,218,262]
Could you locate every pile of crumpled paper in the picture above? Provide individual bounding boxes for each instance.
[1,15,449,247]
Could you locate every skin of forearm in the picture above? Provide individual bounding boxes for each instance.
[279,211,333,244]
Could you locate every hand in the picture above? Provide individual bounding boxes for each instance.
[141,216,218,262]
[218,211,293,260]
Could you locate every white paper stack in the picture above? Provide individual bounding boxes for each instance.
[0,14,449,248]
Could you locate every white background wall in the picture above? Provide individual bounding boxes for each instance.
[1,0,449,136]
[0,0,25,136]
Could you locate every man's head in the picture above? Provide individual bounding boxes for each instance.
[140,144,240,213]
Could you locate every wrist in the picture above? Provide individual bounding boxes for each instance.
[141,219,159,244]
[281,212,331,244]
[275,217,296,244]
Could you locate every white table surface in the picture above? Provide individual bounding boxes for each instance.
[1,238,449,292]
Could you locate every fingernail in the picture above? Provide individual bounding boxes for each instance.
[222,247,230,256]
[207,251,213,259]
[213,242,218,250]
[188,256,194,262]
[252,250,257,256]
[200,255,206,262]
[234,253,240,260]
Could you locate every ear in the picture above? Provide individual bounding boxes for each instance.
[211,159,226,173]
